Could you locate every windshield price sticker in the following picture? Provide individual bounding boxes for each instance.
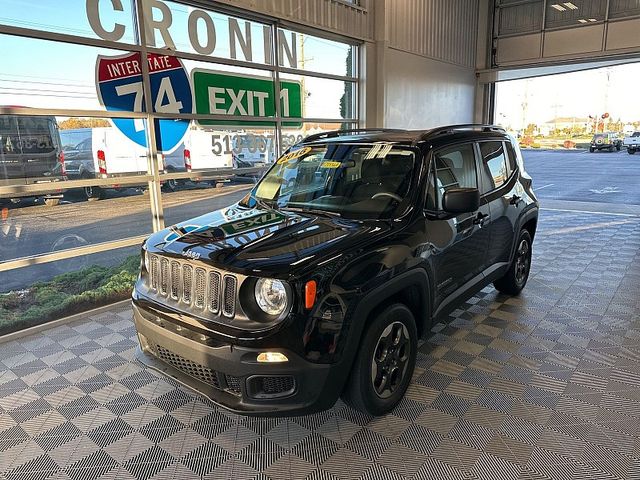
[321,161,342,169]
[277,146,312,164]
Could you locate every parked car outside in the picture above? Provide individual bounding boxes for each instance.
[132,125,539,417]
[589,132,622,152]
[623,131,640,155]
[0,114,66,206]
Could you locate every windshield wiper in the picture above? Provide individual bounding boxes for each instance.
[243,193,277,211]
[280,206,342,218]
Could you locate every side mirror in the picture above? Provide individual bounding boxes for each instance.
[442,188,480,214]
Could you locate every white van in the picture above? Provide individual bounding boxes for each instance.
[61,127,163,200]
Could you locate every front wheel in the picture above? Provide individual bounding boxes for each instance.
[84,185,105,201]
[342,304,417,416]
[494,229,533,295]
[589,147,595,153]
[629,149,636,155]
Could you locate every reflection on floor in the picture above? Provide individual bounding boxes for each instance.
[1,209,640,480]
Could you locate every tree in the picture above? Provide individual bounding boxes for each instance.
[524,123,537,136]
[58,118,110,130]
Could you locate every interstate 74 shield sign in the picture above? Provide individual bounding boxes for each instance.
[96,52,192,153]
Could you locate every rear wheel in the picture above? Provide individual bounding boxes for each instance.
[494,229,532,295]
[616,144,621,151]
[629,148,636,155]
[589,147,595,153]
[342,304,417,416]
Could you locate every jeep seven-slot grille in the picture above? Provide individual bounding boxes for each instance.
[147,254,237,318]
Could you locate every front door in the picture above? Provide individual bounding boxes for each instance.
[423,142,491,307]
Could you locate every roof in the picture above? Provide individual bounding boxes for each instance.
[301,125,508,147]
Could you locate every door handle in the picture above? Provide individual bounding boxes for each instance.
[509,195,522,206]
[473,212,489,226]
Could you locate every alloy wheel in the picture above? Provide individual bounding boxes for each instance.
[515,238,530,285]
[371,321,411,399]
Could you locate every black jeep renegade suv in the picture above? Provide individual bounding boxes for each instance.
[132,125,538,416]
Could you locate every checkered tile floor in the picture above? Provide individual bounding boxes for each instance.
[2,209,640,480]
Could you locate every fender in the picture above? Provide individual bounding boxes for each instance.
[509,206,539,264]
[350,267,432,348]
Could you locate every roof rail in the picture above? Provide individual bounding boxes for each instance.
[418,124,506,142]
[302,128,407,144]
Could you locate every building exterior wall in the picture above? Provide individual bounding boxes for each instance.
[384,49,477,128]
[365,0,485,128]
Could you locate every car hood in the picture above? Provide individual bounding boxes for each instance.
[145,203,394,278]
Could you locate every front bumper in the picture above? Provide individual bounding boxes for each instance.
[132,302,342,416]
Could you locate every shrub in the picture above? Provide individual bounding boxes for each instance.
[0,255,140,336]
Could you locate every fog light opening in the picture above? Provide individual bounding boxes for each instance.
[257,352,289,363]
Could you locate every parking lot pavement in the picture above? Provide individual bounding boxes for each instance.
[521,149,640,207]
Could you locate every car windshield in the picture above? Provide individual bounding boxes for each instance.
[241,143,416,220]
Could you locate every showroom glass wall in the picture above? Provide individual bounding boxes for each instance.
[0,0,359,334]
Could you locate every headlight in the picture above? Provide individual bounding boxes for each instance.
[255,278,288,316]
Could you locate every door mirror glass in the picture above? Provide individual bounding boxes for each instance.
[442,187,480,214]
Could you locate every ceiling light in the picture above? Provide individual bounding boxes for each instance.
[578,19,588,23]
[551,4,567,11]
[563,2,578,9]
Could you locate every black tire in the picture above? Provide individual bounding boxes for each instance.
[589,147,595,153]
[609,145,615,153]
[43,198,60,207]
[616,144,621,151]
[84,185,105,201]
[629,149,636,155]
[342,303,417,416]
[162,178,178,192]
[494,229,533,296]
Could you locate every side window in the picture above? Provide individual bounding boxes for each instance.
[479,141,509,192]
[428,143,478,210]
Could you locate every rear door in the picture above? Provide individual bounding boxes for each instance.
[17,116,61,183]
[477,140,522,268]
[0,115,24,186]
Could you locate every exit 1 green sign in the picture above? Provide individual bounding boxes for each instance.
[192,69,302,128]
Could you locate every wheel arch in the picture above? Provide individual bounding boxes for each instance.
[352,268,432,341]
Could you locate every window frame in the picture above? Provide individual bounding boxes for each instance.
[424,141,481,214]
[476,140,517,196]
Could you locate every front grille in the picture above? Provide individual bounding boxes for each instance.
[153,345,242,396]
[155,345,220,389]
[225,375,242,395]
[147,254,238,319]
[222,275,237,317]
